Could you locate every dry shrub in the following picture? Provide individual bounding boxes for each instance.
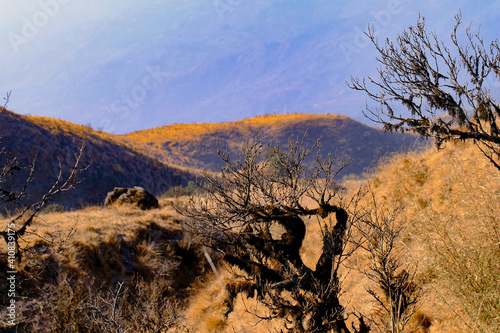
[5,272,188,333]
[0,199,207,332]
[168,140,499,332]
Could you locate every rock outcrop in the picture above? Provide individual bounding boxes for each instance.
[105,186,159,210]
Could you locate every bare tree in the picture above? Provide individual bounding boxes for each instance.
[353,194,422,333]
[348,13,500,169]
[0,91,12,114]
[0,91,88,263]
[181,136,370,333]
[0,131,87,264]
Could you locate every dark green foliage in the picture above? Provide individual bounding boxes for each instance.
[42,203,65,214]
[162,181,199,198]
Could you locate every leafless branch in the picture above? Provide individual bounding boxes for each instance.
[348,12,500,169]
[0,141,88,263]
[180,134,369,332]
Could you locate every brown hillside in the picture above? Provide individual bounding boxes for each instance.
[121,113,422,175]
[1,136,497,331]
[0,110,194,208]
[0,111,420,208]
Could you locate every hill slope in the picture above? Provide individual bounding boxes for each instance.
[182,140,500,333]
[0,111,421,208]
[122,113,422,176]
[5,141,496,332]
[0,110,194,208]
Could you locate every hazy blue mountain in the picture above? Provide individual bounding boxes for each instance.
[1,0,498,133]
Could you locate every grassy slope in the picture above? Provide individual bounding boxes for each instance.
[0,140,498,332]
[0,198,207,332]
[121,113,421,176]
[3,110,497,331]
[1,111,419,207]
[366,141,500,332]
[183,141,500,333]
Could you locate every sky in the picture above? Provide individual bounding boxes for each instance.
[0,0,499,134]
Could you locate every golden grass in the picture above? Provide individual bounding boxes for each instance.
[2,137,498,332]
[3,200,176,248]
[14,111,418,185]
[182,141,500,332]
[22,114,116,142]
[365,141,500,332]
[0,198,204,331]
[124,113,349,142]
[116,112,405,176]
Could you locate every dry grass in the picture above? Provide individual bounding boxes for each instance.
[1,139,498,332]
[124,114,349,143]
[366,141,500,332]
[118,113,419,177]
[0,198,208,332]
[182,141,500,332]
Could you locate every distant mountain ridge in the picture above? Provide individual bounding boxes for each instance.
[0,110,194,208]
[121,113,422,176]
[0,111,421,208]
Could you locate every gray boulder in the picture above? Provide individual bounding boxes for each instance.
[105,186,159,210]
